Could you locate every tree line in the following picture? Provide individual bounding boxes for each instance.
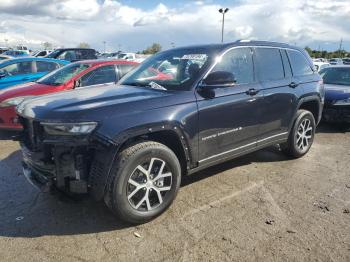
[305,46,349,59]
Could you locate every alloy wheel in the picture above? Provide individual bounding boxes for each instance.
[127,158,173,212]
[296,118,313,151]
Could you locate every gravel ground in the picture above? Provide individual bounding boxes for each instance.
[0,123,349,262]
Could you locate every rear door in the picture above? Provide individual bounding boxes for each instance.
[196,47,263,165]
[0,61,35,89]
[32,61,61,80]
[254,47,299,144]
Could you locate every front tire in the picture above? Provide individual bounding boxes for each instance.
[104,141,181,224]
[281,109,316,158]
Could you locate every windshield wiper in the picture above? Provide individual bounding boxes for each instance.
[124,81,167,90]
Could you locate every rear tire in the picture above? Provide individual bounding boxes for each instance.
[104,141,181,224]
[281,109,316,158]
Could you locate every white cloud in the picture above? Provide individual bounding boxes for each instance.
[0,0,349,51]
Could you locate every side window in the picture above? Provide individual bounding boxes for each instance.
[80,65,116,87]
[280,49,292,78]
[36,61,60,73]
[58,51,76,61]
[254,48,284,81]
[37,51,46,56]
[0,62,33,75]
[287,50,313,76]
[80,50,95,59]
[118,64,137,78]
[212,47,254,84]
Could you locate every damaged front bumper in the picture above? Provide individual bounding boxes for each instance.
[18,118,116,198]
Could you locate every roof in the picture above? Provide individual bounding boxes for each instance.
[0,57,69,65]
[170,40,300,54]
[54,48,96,51]
[328,65,350,68]
[72,59,139,66]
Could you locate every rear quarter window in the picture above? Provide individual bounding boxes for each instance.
[254,48,284,81]
[287,50,314,76]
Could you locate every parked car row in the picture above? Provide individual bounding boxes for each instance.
[0,41,348,224]
[0,60,138,130]
[319,66,350,123]
[0,57,69,89]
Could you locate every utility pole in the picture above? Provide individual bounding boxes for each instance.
[103,41,106,53]
[219,8,229,43]
[339,38,343,58]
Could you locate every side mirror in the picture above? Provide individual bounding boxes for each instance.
[0,71,7,79]
[203,71,236,86]
[74,79,82,88]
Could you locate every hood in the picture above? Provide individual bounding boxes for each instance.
[17,84,175,121]
[324,84,350,102]
[0,82,55,102]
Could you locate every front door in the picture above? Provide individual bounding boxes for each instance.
[196,47,263,165]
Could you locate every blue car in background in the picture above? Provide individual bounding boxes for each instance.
[2,50,29,58]
[0,57,69,90]
[319,66,350,123]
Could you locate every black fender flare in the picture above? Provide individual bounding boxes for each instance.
[90,121,192,201]
[289,95,322,131]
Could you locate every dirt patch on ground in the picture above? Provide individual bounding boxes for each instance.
[0,123,349,261]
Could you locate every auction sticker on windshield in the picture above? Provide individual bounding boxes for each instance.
[181,54,208,60]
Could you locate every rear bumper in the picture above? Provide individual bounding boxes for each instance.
[323,106,350,123]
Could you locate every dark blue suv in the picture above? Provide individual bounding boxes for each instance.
[17,41,324,223]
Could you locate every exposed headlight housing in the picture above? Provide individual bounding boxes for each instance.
[333,98,350,106]
[41,122,98,136]
[0,96,34,108]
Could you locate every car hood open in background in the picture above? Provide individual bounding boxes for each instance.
[324,84,350,102]
[16,84,177,121]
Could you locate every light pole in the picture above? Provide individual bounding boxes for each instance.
[219,8,229,43]
[103,41,106,53]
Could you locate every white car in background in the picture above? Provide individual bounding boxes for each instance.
[313,61,330,72]
[329,58,343,65]
[33,50,52,57]
[313,58,327,63]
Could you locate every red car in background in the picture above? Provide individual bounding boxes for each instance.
[0,60,139,130]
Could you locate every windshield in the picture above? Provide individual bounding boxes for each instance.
[45,49,61,58]
[36,63,90,86]
[119,48,213,91]
[319,67,350,86]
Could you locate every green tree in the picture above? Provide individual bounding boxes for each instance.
[77,42,90,48]
[42,42,53,50]
[141,43,162,54]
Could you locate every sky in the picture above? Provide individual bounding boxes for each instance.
[0,0,349,52]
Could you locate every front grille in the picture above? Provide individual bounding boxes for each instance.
[20,117,44,151]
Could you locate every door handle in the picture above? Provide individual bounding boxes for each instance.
[246,88,259,96]
[289,82,299,88]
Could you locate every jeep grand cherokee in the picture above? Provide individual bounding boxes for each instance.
[17,41,324,223]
